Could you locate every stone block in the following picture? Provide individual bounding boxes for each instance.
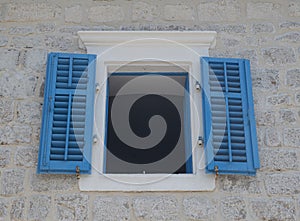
[252,23,274,33]
[0,71,38,98]
[183,197,217,220]
[9,26,34,35]
[11,36,43,48]
[0,148,10,168]
[0,99,14,124]
[24,49,47,72]
[16,100,41,125]
[65,5,82,24]
[245,36,268,47]
[36,23,55,33]
[5,3,61,21]
[133,196,178,221]
[276,32,300,43]
[0,36,8,47]
[10,198,25,220]
[247,2,282,19]
[278,109,297,124]
[236,49,258,66]
[28,195,51,221]
[164,5,194,21]
[198,0,241,22]
[252,69,279,91]
[250,199,296,220]
[0,198,8,219]
[265,128,281,147]
[266,94,291,106]
[265,173,300,195]
[93,197,130,221]
[132,2,158,22]
[88,6,124,22]
[0,49,19,70]
[283,128,300,147]
[260,148,298,171]
[44,35,73,51]
[286,69,300,89]
[256,110,275,126]
[15,146,38,168]
[280,21,300,30]
[0,125,32,145]
[30,173,77,192]
[288,1,300,17]
[55,194,88,221]
[262,48,296,66]
[221,197,247,220]
[221,36,241,48]
[219,175,262,194]
[1,169,25,195]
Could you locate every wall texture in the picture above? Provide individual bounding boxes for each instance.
[0,0,299,220]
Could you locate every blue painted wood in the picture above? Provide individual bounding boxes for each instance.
[184,76,193,174]
[37,52,96,174]
[201,57,259,176]
[244,60,260,169]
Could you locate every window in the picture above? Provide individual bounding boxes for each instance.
[37,31,259,191]
[105,73,192,174]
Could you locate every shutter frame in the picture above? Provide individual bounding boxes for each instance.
[37,52,96,174]
[201,57,259,176]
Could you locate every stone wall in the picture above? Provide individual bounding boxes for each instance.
[0,0,299,220]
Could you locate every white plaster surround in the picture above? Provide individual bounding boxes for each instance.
[78,31,217,191]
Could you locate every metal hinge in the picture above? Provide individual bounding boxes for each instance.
[214,165,219,178]
[76,166,80,179]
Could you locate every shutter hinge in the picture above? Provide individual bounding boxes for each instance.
[95,83,100,93]
[76,166,80,179]
[214,165,219,178]
[195,81,201,91]
[198,136,203,146]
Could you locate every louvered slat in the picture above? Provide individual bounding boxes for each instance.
[202,57,259,175]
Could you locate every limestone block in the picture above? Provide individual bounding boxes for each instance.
[250,198,296,221]
[88,6,124,22]
[284,128,300,147]
[221,197,247,220]
[93,197,130,221]
[133,196,178,221]
[28,195,51,221]
[164,5,194,21]
[183,197,217,220]
[16,100,41,125]
[1,169,25,195]
[55,194,88,221]
[65,5,82,24]
[198,0,241,22]
[262,48,296,66]
[260,149,298,171]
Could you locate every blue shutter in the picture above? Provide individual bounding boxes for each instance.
[37,52,96,174]
[201,57,259,175]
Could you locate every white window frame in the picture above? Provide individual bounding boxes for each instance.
[78,31,217,191]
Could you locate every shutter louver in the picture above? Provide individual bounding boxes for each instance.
[38,53,96,174]
[201,57,259,175]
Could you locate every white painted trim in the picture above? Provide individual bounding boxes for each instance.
[78,31,217,192]
[78,31,217,47]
